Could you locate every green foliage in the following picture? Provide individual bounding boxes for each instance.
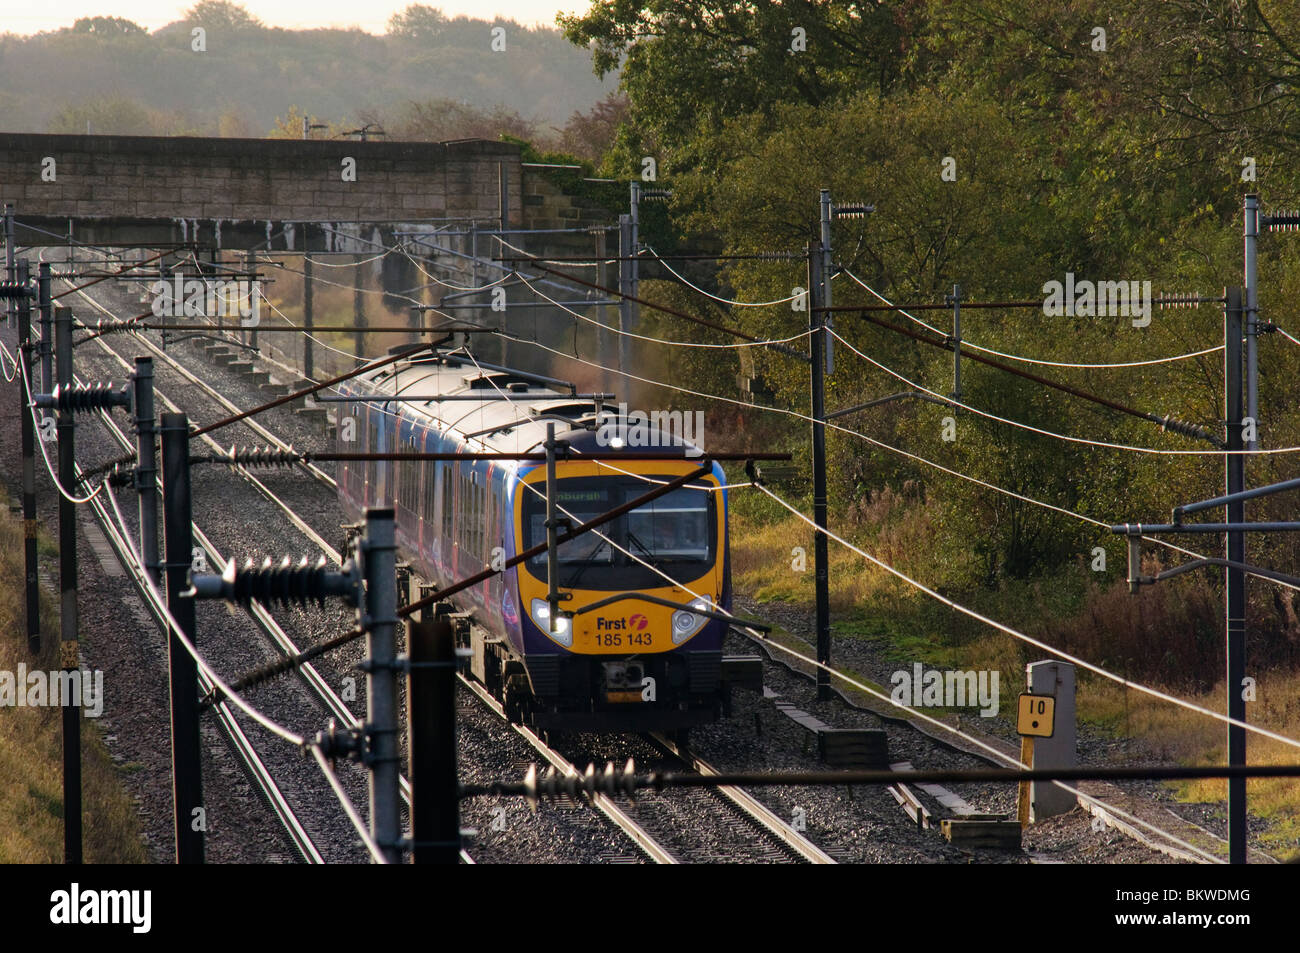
[180,1,263,31]
[70,17,146,36]
[560,1,934,172]
[553,0,1300,624]
[387,4,447,40]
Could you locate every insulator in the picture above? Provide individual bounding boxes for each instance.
[833,202,875,219]
[1265,210,1300,231]
[190,554,360,607]
[36,382,132,414]
[218,444,301,468]
[1158,414,1212,441]
[0,280,34,300]
[1155,292,1202,310]
[525,759,639,805]
[91,318,141,335]
[749,251,801,261]
[230,555,342,607]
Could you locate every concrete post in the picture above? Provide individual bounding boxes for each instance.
[1027,660,1076,821]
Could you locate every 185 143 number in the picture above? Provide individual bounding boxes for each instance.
[593,632,654,648]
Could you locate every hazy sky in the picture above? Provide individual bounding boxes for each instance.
[1,1,589,34]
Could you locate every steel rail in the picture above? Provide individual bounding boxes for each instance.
[459,675,677,865]
[647,733,837,864]
[30,248,326,863]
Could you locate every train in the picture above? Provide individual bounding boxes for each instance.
[335,345,734,733]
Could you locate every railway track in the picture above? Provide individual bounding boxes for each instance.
[44,254,466,862]
[51,261,912,863]
[646,732,838,863]
[458,676,675,864]
[85,470,325,863]
[61,263,842,864]
[28,323,327,862]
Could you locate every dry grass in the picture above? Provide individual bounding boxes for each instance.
[0,506,147,863]
[1080,671,1300,859]
[731,487,952,611]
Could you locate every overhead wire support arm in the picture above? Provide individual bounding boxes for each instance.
[495,252,805,264]
[50,249,170,301]
[826,390,956,421]
[198,449,791,468]
[1173,474,1300,521]
[467,760,1300,805]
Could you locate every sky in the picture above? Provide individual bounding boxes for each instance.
[0,1,588,34]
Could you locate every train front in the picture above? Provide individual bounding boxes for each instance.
[508,427,732,732]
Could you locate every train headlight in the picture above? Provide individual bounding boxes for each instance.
[530,598,573,647]
[670,598,712,644]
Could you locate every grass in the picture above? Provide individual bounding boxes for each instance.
[0,501,147,863]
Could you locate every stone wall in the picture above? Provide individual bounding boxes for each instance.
[0,133,522,249]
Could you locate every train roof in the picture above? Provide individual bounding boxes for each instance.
[343,348,711,472]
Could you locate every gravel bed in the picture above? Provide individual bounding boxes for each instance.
[555,731,815,863]
[730,596,1189,863]
[455,688,647,863]
[52,329,373,863]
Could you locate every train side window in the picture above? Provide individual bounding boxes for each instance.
[361,409,372,501]
[421,454,434,533]
[472,474,481,561]
[478,475,486,563]
[402,435,417,516]
[441,462,454,544]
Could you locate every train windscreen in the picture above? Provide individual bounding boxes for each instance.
[522,477,716,590]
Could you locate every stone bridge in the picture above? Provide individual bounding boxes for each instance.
[0,132,524,251]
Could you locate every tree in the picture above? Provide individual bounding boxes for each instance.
[218,109,250,137]
[557,91,627,162]
[560,1,933,169]
[388,4,447,40]
[47,96,155,135]
[182,1,263,31]
[267,106,343,139]
[70,17,146,36]
[390,99,536,142]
